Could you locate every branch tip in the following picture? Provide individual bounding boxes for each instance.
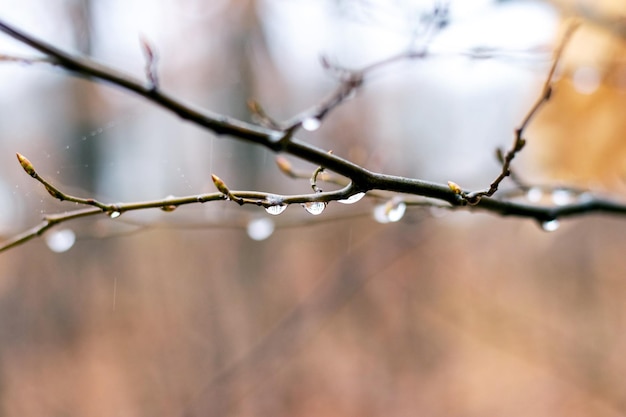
[16,152,36,177]
[139,34,159,89]
[211,174,230,196]
[447,181,462,195]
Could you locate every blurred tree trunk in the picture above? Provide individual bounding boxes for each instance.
[65,0,99,192]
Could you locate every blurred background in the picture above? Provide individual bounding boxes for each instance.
[1,0,626,416]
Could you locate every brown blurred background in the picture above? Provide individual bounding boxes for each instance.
[1,0,626,416]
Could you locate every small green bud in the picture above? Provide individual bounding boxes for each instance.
[211,174,230,195]
[447,181,462,195]
[16,153,36,177]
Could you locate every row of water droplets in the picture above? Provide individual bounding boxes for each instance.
[46,184,582,251]
[248,192,405,241]
[48,186,580,251]
[43,192,405,249]
[525,186,589,207]
[525,186,592,232]
[264,192,367,217]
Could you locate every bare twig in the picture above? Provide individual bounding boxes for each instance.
[275,4,447,135]
[0,53,52,64]
[247,99,281,130]
[139,34,159,90]
[465,22,580,204]
[1,153,359,252]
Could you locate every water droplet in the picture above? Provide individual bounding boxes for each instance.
[373,206,389,223]
[45,229,76,253]
[265,204,287,215]
[247,218,275,241]
[373,200,406,223]
[269,131,284,143]
[303,201,326,215]
[526,187,542,203]
[551,189,574,206]
[541,219,560,232]
[338,192,365,205]
[302,117,321,132]
[109,211,121,219]
[388,201,406,222]
[161,205,176,212]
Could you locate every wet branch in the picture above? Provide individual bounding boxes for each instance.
[1,17,626,252]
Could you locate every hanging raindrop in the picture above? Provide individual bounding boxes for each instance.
[540,219,560,232]
[109,211,121,219]
[265,204,287,216]
[45,229,76,253]
[338,192,365,205]
[160,195,177,212]
[302,117,322,132]
[247,218,275,241]
[373,200,406,224]
[303,201,326,215]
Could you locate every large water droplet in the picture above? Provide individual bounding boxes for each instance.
[373,200,406,223]
[541,219,560,232]
[268,131,284,143]
[302,117,321,132]
[526,187,542,203]
[265,204,287,215]
[303,201,326,215]
[45,229,76,253]
[247,218,275,241]
[109,211,121,219]
[160,195,177,212]
[338,192,365,205]
[551,189,574,206]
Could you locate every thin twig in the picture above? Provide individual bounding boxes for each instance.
[465,22,580,204]
[278,4,447,135]
[139,34,159,90]
[1,154,359,252]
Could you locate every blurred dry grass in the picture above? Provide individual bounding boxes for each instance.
[1,1,626,416]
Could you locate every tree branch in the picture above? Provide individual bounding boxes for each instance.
[1,17,626,253]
